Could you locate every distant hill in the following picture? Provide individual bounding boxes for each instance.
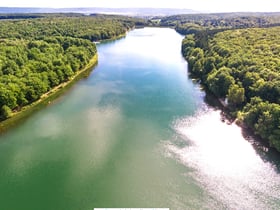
[0,7,197,16]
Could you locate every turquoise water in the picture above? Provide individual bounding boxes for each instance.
[0,28,279,210]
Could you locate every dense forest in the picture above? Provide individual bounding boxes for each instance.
[1,11,280,152]
[157,13,280,33]
[0,14,145,120]
[168,13,280,152]
[181,25,280,152]
[0,14,145,41]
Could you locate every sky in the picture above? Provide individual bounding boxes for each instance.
[1,0,279,13]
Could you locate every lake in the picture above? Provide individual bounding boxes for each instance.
[0,27,279,210]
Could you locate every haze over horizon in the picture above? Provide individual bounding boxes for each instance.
[1,0,279,13]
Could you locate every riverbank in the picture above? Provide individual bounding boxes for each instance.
[0,54,98,134]
[0,28,131,134]
[188,70,280,151]
[181,28,280,153]
[96,27,136,44]
[99,33,127,43]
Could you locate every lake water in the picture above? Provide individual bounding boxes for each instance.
[0,27,279,210]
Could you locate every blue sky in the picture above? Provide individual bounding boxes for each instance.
[1,0,279,12]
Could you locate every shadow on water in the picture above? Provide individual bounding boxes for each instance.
[240,128,280,172]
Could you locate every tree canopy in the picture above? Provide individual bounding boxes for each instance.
[182,25,280,152]
[0,14,143,120]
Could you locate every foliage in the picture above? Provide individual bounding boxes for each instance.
[0,105,12,119]
[240,97,280,151]
[0,14,143,41]
[158,13,280,34]
[0,14,141,120]
[182,25,280,151]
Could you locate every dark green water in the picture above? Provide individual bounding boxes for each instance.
[0,28,279,210]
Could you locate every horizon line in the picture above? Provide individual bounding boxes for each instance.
[0,6,279,14]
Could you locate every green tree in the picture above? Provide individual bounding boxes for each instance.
[0,85,17,109]
[0,105,12,119]
[206,67,235,97]
[227,84,245,107]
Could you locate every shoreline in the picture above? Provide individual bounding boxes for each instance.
[98,33,127,43]
[0,54,98,134]
[195,78,280,155]
[94,29,133,44]
[0,29,131,134]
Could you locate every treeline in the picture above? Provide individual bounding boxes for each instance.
[0,14,145,41]
[0,13,83,20]
[0,15,143,120]
[182,26,280,152]
[158,13,280,34]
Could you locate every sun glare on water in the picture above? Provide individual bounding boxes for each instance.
[165,108,280,209]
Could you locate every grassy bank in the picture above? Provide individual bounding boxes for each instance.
[0,54,98,133]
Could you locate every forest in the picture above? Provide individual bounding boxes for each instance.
[158,12,280,32]
[0,14,144,120]
[181,24,280,152]
[170,13,280,152]
[1,11,280,152]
